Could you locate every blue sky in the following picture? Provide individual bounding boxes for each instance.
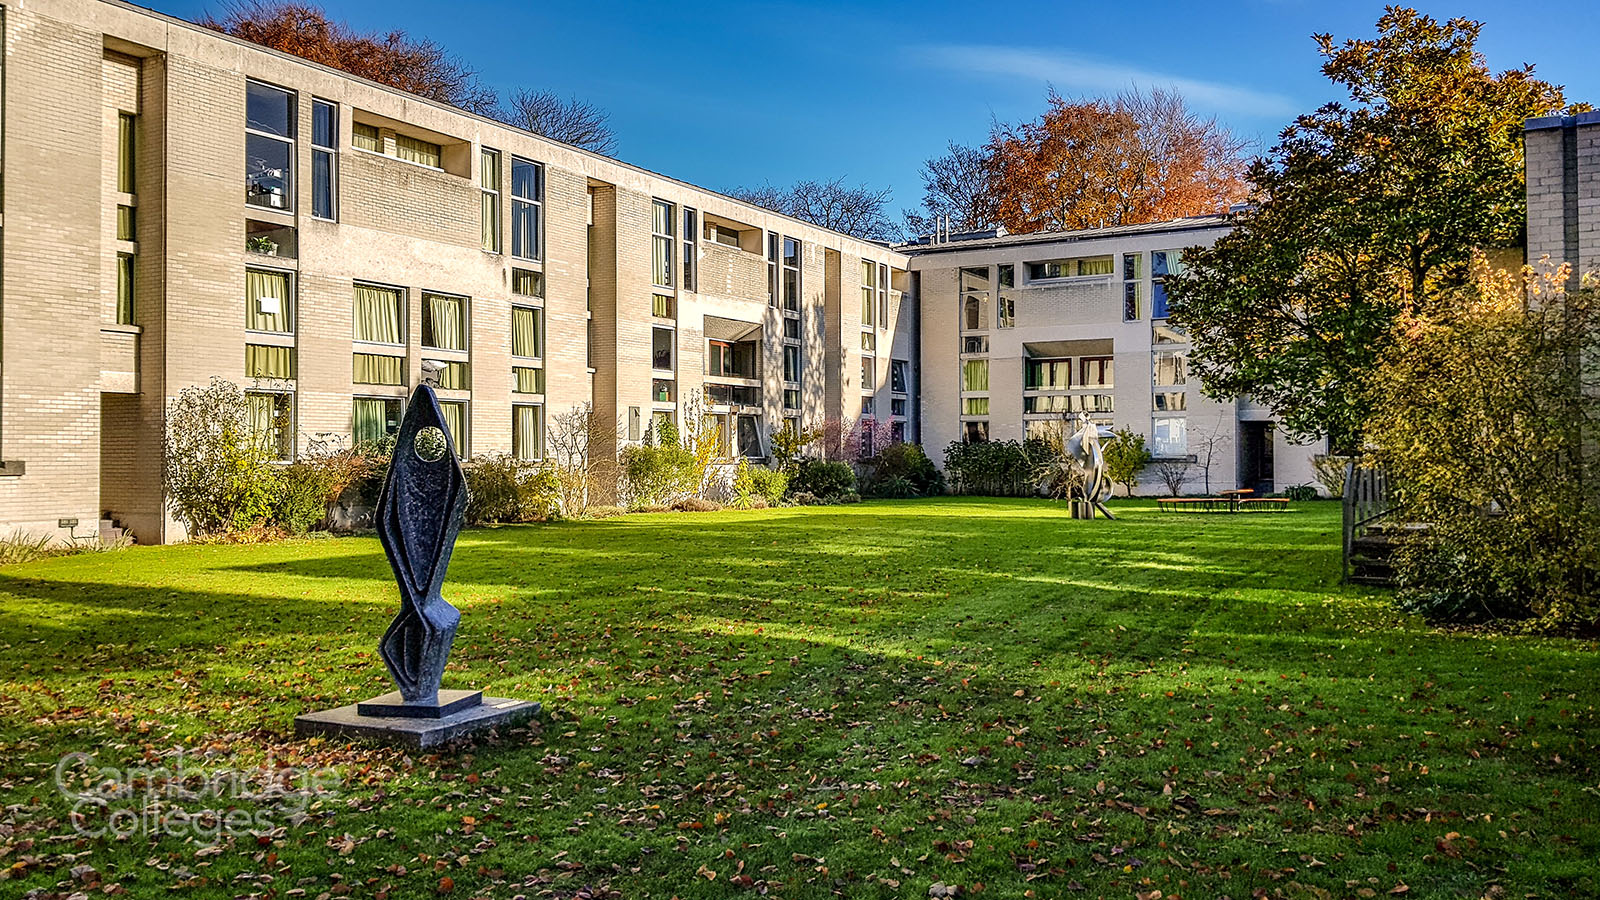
[151,0,1597,214]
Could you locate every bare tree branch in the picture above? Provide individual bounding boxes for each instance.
[495,89,618,154]
[904,141,995,237]
[730,177,899,242]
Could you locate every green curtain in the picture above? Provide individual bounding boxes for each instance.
[513,366,545,394]
[424,294,465,350]
[394,134,441,167]
[962,397,989,416]
[352,398,389,445]
[246,269,290,332]
[118,113,135,193]
[246,392,289,458]
[512,306,541,358]
[352,122,381,152]
[354,284,402,343]
[439,401,466,455]
[247,392,273,450]
[245,344,294,378]
[117,205,135,241]
[1080,257,1115,276]
[652,294,673,317]
[513,405,542,460]
[480,190,499,252]
[116,254,135,325]
[512,269,542,297]
[431,361,469,390]
[353,353,403,385]
[961,359,989,392]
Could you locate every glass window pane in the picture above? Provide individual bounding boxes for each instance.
[394,134,441,167]
[512,307,542,358]
[246,81,293,137]
[512,158,541,200]
[312,151,334,219]
[353,353,404,385]
[352,122,381,152]
[117,113,136,193]
[246,269,291,332]
[353,284,403,343]
[246,134,292,210]
[422,293,466,351]
[312,100,336,148]
[116,254,134,325]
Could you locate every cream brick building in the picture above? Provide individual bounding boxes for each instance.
[901,218,1323,496]
[0,0,915,543]
[1524,111,1600,280]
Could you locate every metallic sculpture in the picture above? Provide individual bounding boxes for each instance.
[1064,413,1116,519]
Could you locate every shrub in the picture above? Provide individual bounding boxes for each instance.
[1151,460,1192,497]
[584,505,627,519]
[163,377,280,537]
[942,439,1056,496]
[270,462,339,533]
[672,497,723,512]
[463,454,562,525]
[865,443,943,497]
[0,531,59,566]
[1312,455,1352,499]
[786,491,820,506]
[787,459,855,501]
[837,491,862,504]
[1102,428,1153,497]
[620,442,701,509]
[1282,483,1319,502]
[731,460,789,508]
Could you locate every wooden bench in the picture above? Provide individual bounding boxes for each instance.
[1237,498,1291,512]
[1157,497,1235,513]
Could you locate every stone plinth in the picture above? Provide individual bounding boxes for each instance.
[295,695,540,750]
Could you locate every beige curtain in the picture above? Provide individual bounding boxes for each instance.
[118,113,135,193]
[513,405,542,460]
[354,284,402,343]
[480,190,499,252]
[352,398,389,445]
[512,307,540,358]
[962,397,989,416]
[961,359,989,392]
[438,401,466,455]
[246,270,290,332]
[1080,257,1115,276]
[424,294,465,350]
[394,134,441,167]
[513,366,544,394]
[117,254,135,325]
[245,344,294,379]
[352,122,381,152]
[353,353,403,385]
[432,361,469,391]
[246,392,288,458]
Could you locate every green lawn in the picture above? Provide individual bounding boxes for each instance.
[1,499,1596,899]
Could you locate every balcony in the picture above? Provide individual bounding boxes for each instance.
[100,325,140,393]
[704,382,761,408]
[698,241,768,303]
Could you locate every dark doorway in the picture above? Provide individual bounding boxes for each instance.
[1239,421,1275,494]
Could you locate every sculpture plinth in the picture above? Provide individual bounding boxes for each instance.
[1065,413,1117,520]
[296,385,538,750]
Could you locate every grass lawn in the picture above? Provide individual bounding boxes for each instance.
[1,498,1596,899]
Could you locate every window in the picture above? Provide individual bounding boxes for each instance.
[783,317,800,340]
[438,400,468,455]
[245,80,294,210]
[1080,357,1113,388]
[652,199,674,287]
[1025,358,1071,390]
[1154,349,1188,386]
[890,360,908,393]
[246,269,291,333]
[738,416,764,458]
[861,331,876,352]
[245,344,295,379]
[960,267,989,331]
[783,388,800,410]
[427,360,470,390]
[511,157,543,260]
[352,397,403,446]
[480,148,501,252]
[861,259,876,327]
[352,122,381,152]
[782,238,800,312]
[513,366,545,394]
[1154,392,1187,412]
[117,205,135,241]
[116,253,135,325]
[1153,322,1188,344]
[652,379,676,403]
[394,134,441,168]
[962,397,989,416]
[1152,417,1188,458]
[1152,251,1183,318]
[513,405,544,460]
[247,391,294,460]
[311,99,337,220]
[512,268,543,298]
[766,232,779,306]
[512,306,543,358]
[997,265,1015,328]
[652,327,674,371]
[879,263,890,327]
[353,353,404,385]
[861,397,875,416]
[117,112,136,193]
[1027,256,1114,280]
[783,345,801,383]
[961,335,989,354]
[1123,281,1141,322]
[961,359,989,392]
[963,420,989,443]
[706,383,761,407]
[861,356,876,391]
[421,293,467,351]
[707,341,756,378]
[353,283,403,344]
[652,293,675,318]
[891,397,907,417]
[682,207,697,291]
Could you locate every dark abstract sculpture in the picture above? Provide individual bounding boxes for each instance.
[295,384,539,747]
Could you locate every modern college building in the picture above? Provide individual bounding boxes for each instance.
[0,0,1332,544]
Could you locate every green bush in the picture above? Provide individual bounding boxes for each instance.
[620,443,701,509]
[1103,428,1153,497]
[672,497,723,512]
[731,460,789,508]
[1282,484,1319,502]
[787,459,855,501]
[942,439,1058,497]
[464,454,562,525]
[865,443,943,497]
[1312,455,1352,499]
[269,462,339,534]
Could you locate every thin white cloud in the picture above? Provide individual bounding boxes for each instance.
[913,43,1298,119]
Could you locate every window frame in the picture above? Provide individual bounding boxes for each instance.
[245,388,296,462]
[352,395,405,447]
[420,291,470,352]
[480,147,502,253]
[310,98,338,221]
[245,266,295,334]
[244,79,296,212]
[652,199,675,288]
[511,305,545,360]
[352,281,406,347]
[510,156,544,261]
[512,403,545,460]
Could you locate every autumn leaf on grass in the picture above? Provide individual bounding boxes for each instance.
[437,876,454,894]
[695,864,717,881]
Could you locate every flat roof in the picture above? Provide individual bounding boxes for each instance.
[1525,111,1600,131]
[898,214,1231,255]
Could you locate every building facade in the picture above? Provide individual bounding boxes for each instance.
[1524,111,1600,280]
[0,0,914,543]
[902,218,1323,496]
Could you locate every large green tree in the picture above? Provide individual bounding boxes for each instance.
[1167,8,1577,450]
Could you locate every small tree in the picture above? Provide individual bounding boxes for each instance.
[163,377,276,536]
[1102,428,1153,497]
[1192,415,1229,495]
[769,421,823,475]
[1152,460,1192,497]
[548,402,618,515]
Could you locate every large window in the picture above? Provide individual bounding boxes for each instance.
[353,353,404,385]
[394,134,441,168]
[1027,255,1113,280]
[1122,253,1141,321]
[783,345,801,383]
[427,360,470,390]
[512,268,543,298]
[352,397,403,446]
[438,401,468,455]
[890,359,908,394]
[353,283,403,344]
[512,306,544,359]
[246,269,291,333]
[1152,417,1187,458]
[652,327,674,371]
[513,366,545,394]
[861,356,876,391]
[117,112,136,193]
[116,253,135,325]
[1025,358,1071,390]
[652,199,674,287]
[245,344,295,379]
[513,405,544,460]
[1081,356,1113,388]
[511,157,543,260]
[1153,349,1187,386]
[311,99,337,220]
[782,238,800,312]
[766,232,779,306]
[245,80,294,210]
[246,391,294,460]
[997,264,1015,328]
[963,420,989,443]
[682,207,697,291]
[708,340,756,378]
[352,122,381,153]
[960,267,989,331]
[961,359,989,392]
[421,293,467,351]
[860,259,877,327]
[480,149,501,253]
[1152,251,1183,319]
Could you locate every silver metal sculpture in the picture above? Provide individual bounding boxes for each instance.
[1064,413,1116,520]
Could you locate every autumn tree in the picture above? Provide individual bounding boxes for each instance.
[202,1,498,114]
[903,142,995,237]
[1168,9,1577,450]
[730,177,898,242]
[982,87,1248,234]
[496,89,617,154]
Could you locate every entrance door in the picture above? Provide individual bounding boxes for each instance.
[1239,422,1275,494]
